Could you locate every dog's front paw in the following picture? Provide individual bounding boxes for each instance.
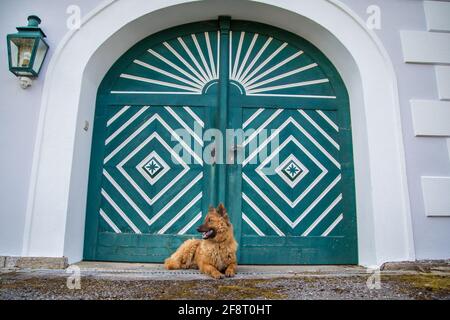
[225,269,235,277]
[211,272,225,279]
[164,258,179,270]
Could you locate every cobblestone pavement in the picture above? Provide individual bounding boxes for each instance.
[1,264,449,300]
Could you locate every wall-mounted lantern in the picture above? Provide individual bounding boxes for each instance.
[7,15,49,89]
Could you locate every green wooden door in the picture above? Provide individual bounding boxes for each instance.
[84,18,357,264]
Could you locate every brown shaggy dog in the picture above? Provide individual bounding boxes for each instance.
[164,204,238,279]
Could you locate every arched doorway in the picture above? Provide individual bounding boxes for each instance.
[83,17,357,264]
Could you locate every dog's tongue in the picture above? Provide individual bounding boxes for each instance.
[202,230,213,239]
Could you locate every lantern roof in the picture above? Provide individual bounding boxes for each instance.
[14,15,46,38]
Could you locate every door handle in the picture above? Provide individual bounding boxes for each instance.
[229,144,243,163]
[210,145,216,165]
[231,144,243,152]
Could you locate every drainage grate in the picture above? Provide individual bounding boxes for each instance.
[79,269,298,276]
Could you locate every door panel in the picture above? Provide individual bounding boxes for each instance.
[90,105,210,262]
[238,107,355,264]
[227,22,357,264]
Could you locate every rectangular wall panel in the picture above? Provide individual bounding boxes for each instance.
[424,1,450,32]
[435,66,450,100]
[411,100,450,136]
[400,31,450,64]
[421,176,450,217]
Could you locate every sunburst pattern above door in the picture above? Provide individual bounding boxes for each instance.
[111,30,336,99]
[112,31,220,95]
[229,31,335,99]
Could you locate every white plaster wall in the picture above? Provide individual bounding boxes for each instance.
[0,0,449,262]
[335,0,450,260]
[0,0,98,256]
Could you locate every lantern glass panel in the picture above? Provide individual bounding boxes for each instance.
[10,37,35,68]
[32,39,48,74]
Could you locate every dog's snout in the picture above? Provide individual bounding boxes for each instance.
[197,224,208,233]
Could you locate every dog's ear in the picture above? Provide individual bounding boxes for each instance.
[217,203,229,220]
[217,203,226,215]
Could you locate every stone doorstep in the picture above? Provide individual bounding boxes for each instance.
[0,256,68,270]
[75,261,368,277]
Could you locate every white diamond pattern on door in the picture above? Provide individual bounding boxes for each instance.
[241,108,343,237]
[93,105,206,261]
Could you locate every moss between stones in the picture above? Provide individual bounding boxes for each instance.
[217,284,286,300]
[382,274,450,298]
[156,281,200,300]
[155,279,286,300]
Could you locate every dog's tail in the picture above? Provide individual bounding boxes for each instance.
[164,239,201,270]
